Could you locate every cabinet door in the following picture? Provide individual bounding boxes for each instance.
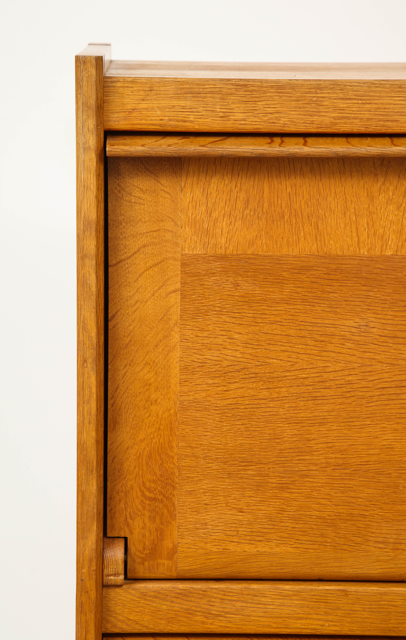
[107,151,406,579]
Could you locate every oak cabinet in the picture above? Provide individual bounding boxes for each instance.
[76,44,406,640]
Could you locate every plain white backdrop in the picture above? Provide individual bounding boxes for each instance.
[1,1,406,637]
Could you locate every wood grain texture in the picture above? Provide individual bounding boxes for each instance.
[102,581,406,635]
[107,134,406,158]
[78,43,112,72]
[106,60,406,79]
[103,538,125,586]
[178,255,406,579]
[107,157,181,578]
[103,636,406,640]
[76,43,109,640]
[107,157,406,580]
[104,76,406,133]
[181,157,406,254]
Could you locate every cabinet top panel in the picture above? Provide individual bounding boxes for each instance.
[103,68,406,133]
[106,60,406,80]
[76,44,406,136]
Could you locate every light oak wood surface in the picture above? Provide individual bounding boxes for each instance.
[104,73,406,133]
[78,43,112,72]
[181,157,406,254]
[103,538,125,586]
[76,43,110,640]
[178,254,406,579]
[106,61,406,79]
[76,45,406,635]
[102,581,406,635]
[107,156,406,581]
[107,134,406,158]
[107,158,181,578]
[103,636,405,640]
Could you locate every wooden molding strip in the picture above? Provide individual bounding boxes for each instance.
[103,538,125,586]
[103,580,406,635]
[107,134,406,158]
[76,43,110,640]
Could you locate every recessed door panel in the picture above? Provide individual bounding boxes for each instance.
[107,154,406,579]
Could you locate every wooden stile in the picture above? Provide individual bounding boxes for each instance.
[76,43,111,640]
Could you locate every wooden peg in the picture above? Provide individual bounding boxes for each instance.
[103,537,125,586]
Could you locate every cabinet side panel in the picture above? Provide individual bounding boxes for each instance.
[76,53,105,640]
[107,157,181,578]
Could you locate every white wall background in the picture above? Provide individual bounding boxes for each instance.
[1,1,406,638]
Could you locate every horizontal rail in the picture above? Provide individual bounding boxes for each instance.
[103,580,406,635]
[106,135,406,158]
[104,76,406,133]
[103,636,406,640]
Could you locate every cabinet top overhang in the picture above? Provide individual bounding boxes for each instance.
[76,44,406,133]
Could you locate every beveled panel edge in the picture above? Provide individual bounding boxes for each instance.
[107,158,181,579]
